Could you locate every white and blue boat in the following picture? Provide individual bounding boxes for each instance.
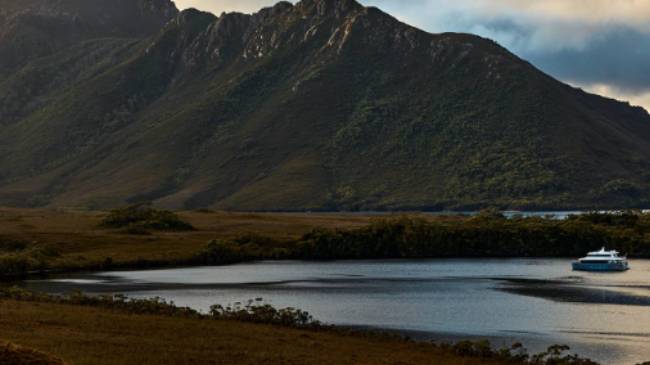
[572,248,629,272]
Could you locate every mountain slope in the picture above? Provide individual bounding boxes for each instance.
[1,0,650,210]
[0,0,177,77]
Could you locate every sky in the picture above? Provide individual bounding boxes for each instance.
[174,0,650,111]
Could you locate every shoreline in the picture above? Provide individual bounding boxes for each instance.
[3,208,650,281]
[14,258,650,365]
[0,288,606,365]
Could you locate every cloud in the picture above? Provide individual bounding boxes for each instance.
[173,0,280,14]
[575,82,650,111]
[367,0,650,52]
[172,0,650,110]
[532,28,650,93]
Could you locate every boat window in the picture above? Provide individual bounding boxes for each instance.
[581,260,614,264]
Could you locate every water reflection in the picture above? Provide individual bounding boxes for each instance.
[22,259,650,364]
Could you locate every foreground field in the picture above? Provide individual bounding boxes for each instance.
[0,299,538,365]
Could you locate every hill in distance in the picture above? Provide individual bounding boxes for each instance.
[1,0,650,211]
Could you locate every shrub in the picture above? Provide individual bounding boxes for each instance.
[100,204,194,231]
[444,341,599,365]
[0,254,35,277]
[196,240,247,265]
[209,299,321,328]
[0,240,28,252]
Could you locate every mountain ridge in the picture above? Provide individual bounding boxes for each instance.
[1,0,649,211]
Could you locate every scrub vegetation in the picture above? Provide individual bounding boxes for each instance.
[197,210,650,264]
[99,204,194,233]
[2,208,650,279]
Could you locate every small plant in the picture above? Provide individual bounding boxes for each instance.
[444,341,599,365]
[100,204,194,231]
[209,299,321,328]
[529,344,599,365]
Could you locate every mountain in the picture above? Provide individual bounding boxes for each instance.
[1,0,650,211]
[0,0,178,76]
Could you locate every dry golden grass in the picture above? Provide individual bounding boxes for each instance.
[0,340,68,365]
[0,207,438,271]
[0,299,514,365]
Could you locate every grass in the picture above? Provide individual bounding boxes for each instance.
[0,341,68,365]
[0,207,379,276]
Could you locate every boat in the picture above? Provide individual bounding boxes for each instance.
[572,248,629,272]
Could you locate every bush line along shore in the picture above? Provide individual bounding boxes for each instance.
[3,206,650,278]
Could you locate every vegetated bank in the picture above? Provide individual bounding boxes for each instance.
[0,287,602,365]
[197,210,650,264]
[2,207,650,279]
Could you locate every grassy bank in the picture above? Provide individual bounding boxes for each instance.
[0,207,375,277]
[2,208,650,278]
[0,288,599,365]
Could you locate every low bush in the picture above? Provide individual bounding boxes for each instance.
[210,299,321,328]
[444,341,598,365]
[0,254,34,277]
[0,244,61,278]
[100,204,194,231]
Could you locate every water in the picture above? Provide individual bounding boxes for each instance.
[335,210,650,220]
[22,259,650,364]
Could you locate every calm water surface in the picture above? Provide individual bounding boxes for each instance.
[23,259,650,365]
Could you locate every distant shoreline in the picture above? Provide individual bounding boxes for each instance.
[3,208,650,281]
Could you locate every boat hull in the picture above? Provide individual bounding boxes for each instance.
[572,262,629,272]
